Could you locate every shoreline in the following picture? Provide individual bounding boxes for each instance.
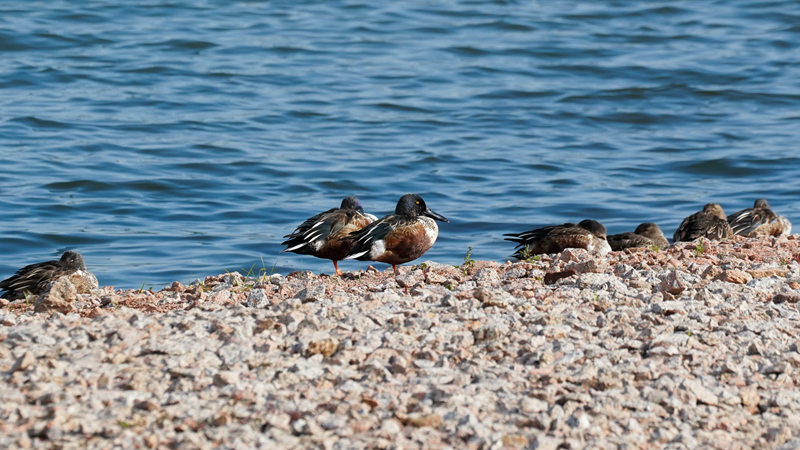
[1,235,800,447]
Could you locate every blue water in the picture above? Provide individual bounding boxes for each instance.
[1,1,798,289]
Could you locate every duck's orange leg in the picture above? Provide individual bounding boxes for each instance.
[333,260,343,276]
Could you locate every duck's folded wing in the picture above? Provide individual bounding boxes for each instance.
[281,208,339,253]
[344,217,395,260]
[0,260,61,296]
[727,208,776,236]
[503,225,559,248]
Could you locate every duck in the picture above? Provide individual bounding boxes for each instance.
[0,250,86,300]
[727,199,792,237]
[504,219,611,259]
[344,194,449,275]
[282,196,377,276]
[673,203,732,242]
[607,222,669,251]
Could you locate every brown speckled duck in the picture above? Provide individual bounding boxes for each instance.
[0,251,86,300]
[607,222,669,251]
[673,203,732,242]
[727,199,791,237]
[505,219,611,258]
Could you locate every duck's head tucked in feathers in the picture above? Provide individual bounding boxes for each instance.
[634,222,662,239]
[578,219,607,239]
[505,219,611,258]
[281,195,376,275]
[702,203,727,220]
[673,203,732,242]
[753,198,771,209]
[341,196,365,213]
[61,250,86,272]
[727,198,791,237]
[607,222,669,251]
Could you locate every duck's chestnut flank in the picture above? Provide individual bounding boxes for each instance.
[281,196,377,276]
[344,194,449,275]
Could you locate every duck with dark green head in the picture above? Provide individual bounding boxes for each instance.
[345,194,449,275]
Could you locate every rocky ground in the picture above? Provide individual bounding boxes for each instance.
[2,235,800,448]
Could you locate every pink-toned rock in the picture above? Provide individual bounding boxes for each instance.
[10,351,35,372]
[659,271,686,295]
[404,413,442,428]
[35,277,77,313]
[166,281,186,291]
[556,248,589,264]
[628,279,653,291]
[740,386,759,411]
[665,257,682,268]
[68,271,99,294]
[565,259,609,274]
[474,288,509,307]
[424,271,448,284]
[544,269,577,285]
[305,336,339,357]
[715,270,752,285]
[747,267,789,279]
[701,266,723,279]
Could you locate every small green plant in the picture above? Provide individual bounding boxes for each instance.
[649,245,661,252]
[413,262,429,271]
[229,257,278,292]
[463,246,475,268]
[518,246,540,262]
[694,242,705,256]
[445,282,454,291]
[780,258,788,266]
[118,421,132,429]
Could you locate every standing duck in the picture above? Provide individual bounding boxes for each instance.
[727,199,791,237]
[1,251,86,300]
[607,222,670,251]
[282,196,377,276]
[673,203,732,242]
[504,219,611,259]
[344,194,449,275]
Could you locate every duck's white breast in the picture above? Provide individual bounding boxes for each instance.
[420,217,439,246]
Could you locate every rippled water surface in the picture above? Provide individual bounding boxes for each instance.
[1,1,798,288]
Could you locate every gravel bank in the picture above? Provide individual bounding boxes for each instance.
[2,235,800,448]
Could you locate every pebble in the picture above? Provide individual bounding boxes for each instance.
[34,277,78,313]
[1,235,799,447]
